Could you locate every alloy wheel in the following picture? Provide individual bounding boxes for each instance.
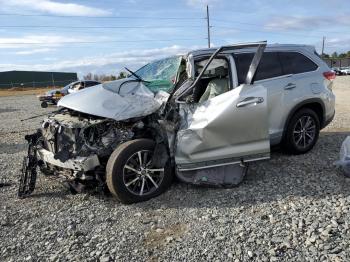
[292,116,316,149]
[122,150,165,196]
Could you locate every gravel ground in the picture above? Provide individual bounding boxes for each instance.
[1,77,350,262]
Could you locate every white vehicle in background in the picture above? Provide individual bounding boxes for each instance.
[339,67,350,75]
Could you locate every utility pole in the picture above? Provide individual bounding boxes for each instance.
[206,5,211,48]
[321,36,325,57]
[51,73,55,88]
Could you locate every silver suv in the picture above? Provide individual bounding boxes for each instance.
[20,41,335,203]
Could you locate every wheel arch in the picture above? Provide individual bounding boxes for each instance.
[282,98,325,141]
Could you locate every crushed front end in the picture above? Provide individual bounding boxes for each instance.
[19,109,145,195]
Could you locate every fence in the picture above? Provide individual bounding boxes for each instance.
[0,79,78,89]
[323,58,350,68]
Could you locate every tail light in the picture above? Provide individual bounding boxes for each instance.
[323,71,336,80]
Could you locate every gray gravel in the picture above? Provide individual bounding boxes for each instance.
[1,77,350,261]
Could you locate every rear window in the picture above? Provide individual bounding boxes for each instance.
[233,52,283,83]
[279,52,318,74]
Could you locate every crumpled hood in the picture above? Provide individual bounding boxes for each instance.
[58,78,169,121]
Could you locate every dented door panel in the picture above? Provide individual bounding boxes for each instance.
[175,84,270,170]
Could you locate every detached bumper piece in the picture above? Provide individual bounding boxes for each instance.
[37,149,100,171]
[176,163,248,188]
[18,133,41,198]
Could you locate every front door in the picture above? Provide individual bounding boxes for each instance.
[174,42,270,171]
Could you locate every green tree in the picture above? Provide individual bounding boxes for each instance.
[331,52,338,58]
[117,71,127,79]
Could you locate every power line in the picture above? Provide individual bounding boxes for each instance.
[211,18,347,35]
[0,13,205,20]
[0,38,206,45]
[0,25,203,29]
[212,25,332,39]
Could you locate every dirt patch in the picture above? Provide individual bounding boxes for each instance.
[0,108,19,114]
[144,223,188,249]
[0,143,27,154]
[0,87,51,97]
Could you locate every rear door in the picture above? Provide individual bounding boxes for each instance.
[234,51,296,143]
[175,42,270,171]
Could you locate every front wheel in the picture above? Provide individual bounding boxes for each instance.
[284,108,320,154]
[106,139,173,204]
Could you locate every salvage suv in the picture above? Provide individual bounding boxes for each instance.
[20,41,335,203]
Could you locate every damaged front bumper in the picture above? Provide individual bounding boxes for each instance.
[37,148,100,171]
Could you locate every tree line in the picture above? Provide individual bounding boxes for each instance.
[83,71,127,82]
[323,51,350,59]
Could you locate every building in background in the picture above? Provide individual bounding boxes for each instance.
[323,58,350,68]
[0,71,78,89]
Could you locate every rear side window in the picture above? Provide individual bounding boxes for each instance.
[255,52,283,81]
[233,52,283,83]
[279,52,318,74]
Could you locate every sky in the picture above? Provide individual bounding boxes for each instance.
[0,0,349,77]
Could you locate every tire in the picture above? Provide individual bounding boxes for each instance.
[106,139,173,204]
[284,108,320,154]
[41,101,48,108]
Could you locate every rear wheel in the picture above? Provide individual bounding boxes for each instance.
[106,139,173,204]
[284,108,320,154]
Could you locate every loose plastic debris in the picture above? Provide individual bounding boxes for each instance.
[335,136,350,177]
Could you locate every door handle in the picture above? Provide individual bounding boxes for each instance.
[236,97,264,108]
[284,83,296,90]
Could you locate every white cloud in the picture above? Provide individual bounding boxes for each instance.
[264,15,350,31]
[14,48,55,55]
[0,45,202,75]
[186,0,219,7]
[0,0,111,16]
[326,37,350,48]
[0,34,106,49]
[0,45,203,76]
[264,16,324,31]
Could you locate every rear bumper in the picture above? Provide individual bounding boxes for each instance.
[322,109,335,128]
[37,148,100,171]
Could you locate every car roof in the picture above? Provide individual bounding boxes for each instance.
[188,43,315,57]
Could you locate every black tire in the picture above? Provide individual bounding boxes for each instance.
[106,139,173,204]
[41,101,48,108]
[284,108,320,154]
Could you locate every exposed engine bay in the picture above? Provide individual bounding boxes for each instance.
[20,108,172,196]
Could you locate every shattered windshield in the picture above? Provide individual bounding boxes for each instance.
[133,56,182,92]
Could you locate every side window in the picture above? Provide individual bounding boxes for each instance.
[78,82,85,90]
[71,82,80,90]
[191,57,231,103]
[85,81,95,87]
[255,52,283,81]
[233,53,254,84]
[279,52,318,74]
[233,52,283,83]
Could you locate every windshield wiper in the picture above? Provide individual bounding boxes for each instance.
[125,67,149,83]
